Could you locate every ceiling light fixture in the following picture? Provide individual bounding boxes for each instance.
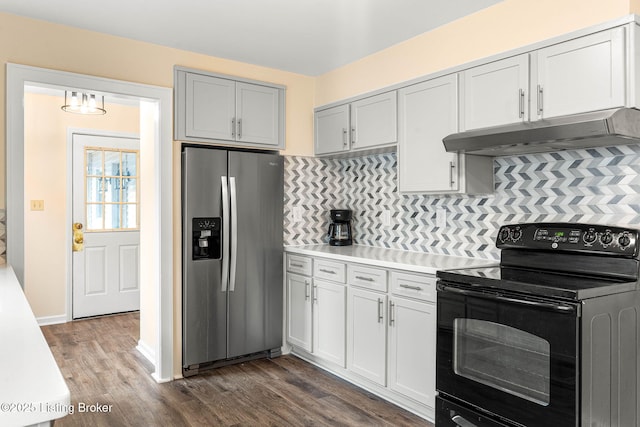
[61,91,106,115]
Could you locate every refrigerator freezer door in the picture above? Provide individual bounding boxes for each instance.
[182,147,229,367]
[227,151,284,358]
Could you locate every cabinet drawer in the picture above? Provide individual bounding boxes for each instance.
[348,264,387,292]
[314,259,346,283]
[390,271,436,302]
[287,254,312,276]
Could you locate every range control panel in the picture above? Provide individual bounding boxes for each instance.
[496,222,639,256]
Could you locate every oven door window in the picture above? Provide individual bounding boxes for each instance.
[453,319,550,406]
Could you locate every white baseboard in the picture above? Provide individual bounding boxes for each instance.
[37,314,68,326]
[136,339,156,367]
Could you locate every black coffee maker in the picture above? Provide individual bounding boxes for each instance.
[328,209,353,246]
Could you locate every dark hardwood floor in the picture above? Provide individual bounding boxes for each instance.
[41,312,433,426]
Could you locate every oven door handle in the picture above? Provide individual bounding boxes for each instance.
[451,414,478,427]
[440,284,579,315]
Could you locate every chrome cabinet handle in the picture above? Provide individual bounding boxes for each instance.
[389,301,395,326]
[449,161,456,187]
[304,280,310,300]
[377,298,383,323]
[238,118,242,139]
[351,127,356,145]
[231,118,236,138]
[313,284,318,303]
[221,176,230,292]
[537,85,544,115]
[355,275,374,282]
[319,268,336,274]
[342,128,348,147]
[519,89,525,118]
[400,284,423,291]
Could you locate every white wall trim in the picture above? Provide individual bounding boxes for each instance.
[36,315,68,326]
[136,339,157,367]
[6,63,174,383]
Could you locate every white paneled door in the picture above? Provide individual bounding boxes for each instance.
[72,134,140,319]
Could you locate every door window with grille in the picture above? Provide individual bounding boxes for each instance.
[85,148,139,231]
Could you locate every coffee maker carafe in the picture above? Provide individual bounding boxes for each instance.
[328,209,352,246]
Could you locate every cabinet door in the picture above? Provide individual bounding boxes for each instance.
[315,105,350,155]
[185,73,236,140]
[398,75,460,193]
[286,273,312,352]
[350,92,397,150]
[313,280,346,367]
[347,287,387,386]
[388,298,436,407]
[236,82,281,147]
[461,54,529,130]
[535,27,626,119]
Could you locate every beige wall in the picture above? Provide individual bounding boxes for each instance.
[24,92,140,318]
[315,0,633,106]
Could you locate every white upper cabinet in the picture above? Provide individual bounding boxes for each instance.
[235,82,281,146]
[314,105,350,156]
[315,91,397,156]
[461,54,529,131]
[185,73,236,141]
[462,26,629,132]
[175,67,285,150]
[350,92,398,150]
[398,75,459,193]
[534,27,627,119]
[398,75,494,194]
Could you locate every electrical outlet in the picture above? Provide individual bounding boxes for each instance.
[30,200,45,211]
[382,210,391,227]
[292,206,303,223]
[436,207,447,228]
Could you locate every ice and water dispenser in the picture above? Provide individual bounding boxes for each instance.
[192,217,221,260]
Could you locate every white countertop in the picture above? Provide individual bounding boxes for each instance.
[0,265,70,427]
[285,244,497,275]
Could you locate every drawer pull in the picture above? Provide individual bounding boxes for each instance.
[319,268,337,274]
[400,284,423,291]
[355,275,374,282]
[290,262,305,268]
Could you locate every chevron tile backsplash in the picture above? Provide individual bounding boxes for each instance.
[284,144,640,260]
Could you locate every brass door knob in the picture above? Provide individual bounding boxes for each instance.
[72,222,84,252]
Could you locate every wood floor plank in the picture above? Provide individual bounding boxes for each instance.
[41,312,433,426]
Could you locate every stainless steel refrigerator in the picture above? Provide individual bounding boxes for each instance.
[182,146,283,376]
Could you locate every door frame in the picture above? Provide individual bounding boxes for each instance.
[6,63,173,383]
[67,129,141,320]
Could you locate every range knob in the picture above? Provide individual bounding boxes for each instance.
[583,230,597,245]
[619,234,631,248]
[601,231,613,245]
[511,228,522,242]
[499,227,511,242]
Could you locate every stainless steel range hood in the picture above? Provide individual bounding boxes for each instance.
[443,108,640,156]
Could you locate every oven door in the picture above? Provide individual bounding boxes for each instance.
[437,282,580,427]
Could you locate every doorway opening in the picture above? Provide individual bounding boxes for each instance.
[6,64,173,382]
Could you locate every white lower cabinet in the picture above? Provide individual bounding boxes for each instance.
[313,280,346,367]
[286,253,437,421]
[286,272,312,352]
[347,287,387,385]
[388,296,436,406]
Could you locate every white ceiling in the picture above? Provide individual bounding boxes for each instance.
[0,0,502,76]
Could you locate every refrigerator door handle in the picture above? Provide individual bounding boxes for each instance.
[229,176,238,292]
[221,176,230,292]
